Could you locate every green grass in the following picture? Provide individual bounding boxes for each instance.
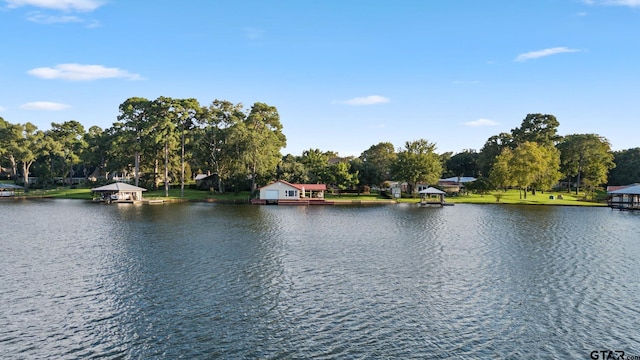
[19,185,607,207]
[423,190,604,206]
[22,185,251,202]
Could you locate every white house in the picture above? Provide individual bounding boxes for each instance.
[256,180,327,204]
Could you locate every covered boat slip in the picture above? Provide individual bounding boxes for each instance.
[91,182,146,203]
[418,187,450,206]
[0,183,24,197]
[608,184,640,210]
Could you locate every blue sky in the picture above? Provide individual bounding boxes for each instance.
[1,0,639,157]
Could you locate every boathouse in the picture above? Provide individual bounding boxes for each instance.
[91,182,146,203]
[607,184,640,210]
[418,187,447,206]
[0,183,24,197]
[254,180,327,205]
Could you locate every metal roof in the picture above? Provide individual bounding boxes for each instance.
[418,187,446,195]
[439,177,477,183]
[608,184,640,195]
[91,182,147,192]
[0,183,24,190]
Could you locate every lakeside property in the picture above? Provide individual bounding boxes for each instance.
[8,185,607,207]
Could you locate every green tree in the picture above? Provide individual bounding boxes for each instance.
[278,154,309,184]
[391,139,443,196]
[557,134,615,195]
[114,97,153,186]
[150,96,181,196]
[300,148,331,183]
[445,149,480,178]
[327,160,359,194]
[48,120,87,185]
[609,148,640,185]
[239,102,287,192]
[0,118,22,181]
[478,132,512,177]
[358,142,396,187]
[511,113,561,146]
[194,100,246,193]
[16,123,45,191]
[489,147,513,191]
[493,141,561,199]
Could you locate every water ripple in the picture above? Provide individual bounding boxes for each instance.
[1,201,640,358]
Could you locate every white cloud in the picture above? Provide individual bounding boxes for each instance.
[20,101,70,111]
[464,118,498,127]
[27,63,142,81]
[26,12,82,23]
[339,95,390,106]
[26,12,101,26]
[515,47,581,62]
[584,0,640,6]
[0,105,6,112]
[3,0,104,11]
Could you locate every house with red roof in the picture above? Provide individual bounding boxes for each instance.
[253,180,328,205]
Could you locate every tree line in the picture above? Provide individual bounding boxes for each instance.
[0,98,638,197]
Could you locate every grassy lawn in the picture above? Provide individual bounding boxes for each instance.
[22,185,251,202]
[324,192,392,202]
[399,189,606,206]
[18,185,607,207]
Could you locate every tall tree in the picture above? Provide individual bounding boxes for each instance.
[115,97,152,186]
[511,113,561,146]
[173,98,201,197]
[358,142,396,187]
[15,123,45,191]
[278,154,309,184]
[445,149,480,178]
[609,148,640,185]
[557,134,615,195]
[239,102,287,192]
[150,96,181,196]
[48,120,87,185]
[0,118,21,181]
[478,132,513,177]
[493,141,561,199]
[194,100,245,193]
[329,161,359,194]
[391,139,443,196]
[301,148,331,183]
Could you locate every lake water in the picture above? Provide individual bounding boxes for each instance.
[1,199,639,358]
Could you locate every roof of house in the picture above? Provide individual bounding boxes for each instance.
[91,182,147,192]
[261,180,327,191]
[608,184,640,195]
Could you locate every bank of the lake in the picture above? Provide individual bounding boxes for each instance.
[15,186,607,207]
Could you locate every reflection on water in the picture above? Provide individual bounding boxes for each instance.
[1,200,639,358]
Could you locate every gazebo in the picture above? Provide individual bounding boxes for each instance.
[418,187,446,206]
[91,182,146,203]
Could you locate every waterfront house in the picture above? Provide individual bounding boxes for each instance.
[435,177,477,193]
[91,182,147,203]
[254,180,327,204]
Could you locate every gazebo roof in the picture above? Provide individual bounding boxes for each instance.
[418,187,446,195]
[91,182,147,192]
